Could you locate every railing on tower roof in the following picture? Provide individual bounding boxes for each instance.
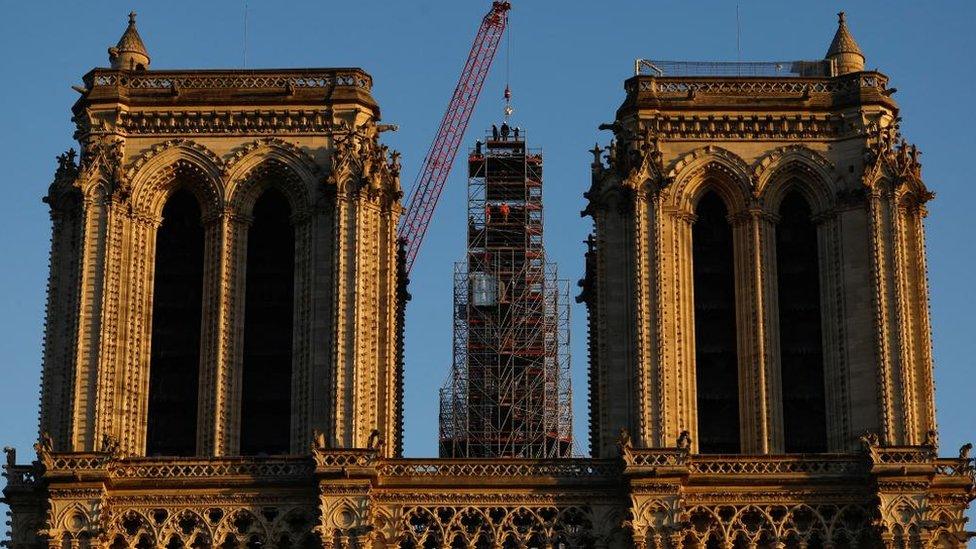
[83,67,374,91]
[635,59,835,78]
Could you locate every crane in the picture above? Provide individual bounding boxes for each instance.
[398,1,511,273]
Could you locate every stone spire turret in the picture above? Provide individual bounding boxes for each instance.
[108,11,150,70]
[825,11,864,75]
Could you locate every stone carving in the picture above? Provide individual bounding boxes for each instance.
[960,443,973,461]
[224,136,320,177]
[105,503,319,548]
[862,122,933,205]
[616,428,633,456]
[54,148,79,182]
[99,433,124,459]
[122,137,224,184]
[676,430,692,451]
[33,432,54,462]
[325,123,403,204]
[375,504,602,549]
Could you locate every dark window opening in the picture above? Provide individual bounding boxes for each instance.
[692,191,741,454]
[147,189,204,456]
[776,190,828,453]
[240,188,295,455]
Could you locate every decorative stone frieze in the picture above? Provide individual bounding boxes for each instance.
[4,447,972,547]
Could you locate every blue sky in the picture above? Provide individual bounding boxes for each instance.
[0,1,972,466]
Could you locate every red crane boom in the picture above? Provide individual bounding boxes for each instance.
[399,1,511,273]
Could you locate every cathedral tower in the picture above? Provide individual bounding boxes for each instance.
[579,14,974,546]
[38,14,405,459]
[584,12,937,459]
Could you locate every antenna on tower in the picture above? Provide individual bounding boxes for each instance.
[242,0,249,68]
[736,4,742,63]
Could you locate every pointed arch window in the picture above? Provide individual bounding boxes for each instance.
[239,188,295,455]
[776,190,828,453]
[147,188,204,456]
[692,191,741,454]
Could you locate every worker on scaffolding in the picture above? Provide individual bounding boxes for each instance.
[485,203,492,224]
[500,122,510,140]
[499,202,511,222]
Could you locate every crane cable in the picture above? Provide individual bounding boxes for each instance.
[504,15,512,119]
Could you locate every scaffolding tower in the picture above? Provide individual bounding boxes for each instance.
[439,127,572,458]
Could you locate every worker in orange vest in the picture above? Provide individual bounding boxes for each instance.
[499,202,511,222]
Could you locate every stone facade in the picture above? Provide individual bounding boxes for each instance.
[2,12,973,549]
[582,21,933,460]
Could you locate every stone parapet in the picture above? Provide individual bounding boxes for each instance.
[3,444,972,548]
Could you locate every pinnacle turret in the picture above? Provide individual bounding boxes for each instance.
[108,11,150,70]
[825,11,864,75]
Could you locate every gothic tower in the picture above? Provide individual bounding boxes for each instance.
[584,12,936,459]
[580,14,974,546]
[38,13,404,459]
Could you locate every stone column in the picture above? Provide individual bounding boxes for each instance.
[375,198,400,455]
[330,183,356,448]
[630,186,656,448]
[197,209,248,456]
[815,212,849,452]
[91,191,128,452]
[730,207,773,454]
[661,208,696,451]
[70,187,110,452]
[588,188,638,457]
[310,200,336,441]
[891,197,937,444]
[291,213,315,453]
[866,185,900,444]
[903,202,936,437]
[116,208,160,456]
[756,209,783,453]
[38,196,84,452]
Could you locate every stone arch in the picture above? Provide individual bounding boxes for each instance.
[225,138,320,219]
[126,139,225,221]
[213,508,271,546]
[159,508,214,546]
[665,146,752,215]
[110,509,158,547]
[894,174,934,210]
[754,145,836,216]
[56,502,98,535]
[825,503,871,543]
[782,503,830,540]
[78,178,112,207]
[227,160,313,221]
